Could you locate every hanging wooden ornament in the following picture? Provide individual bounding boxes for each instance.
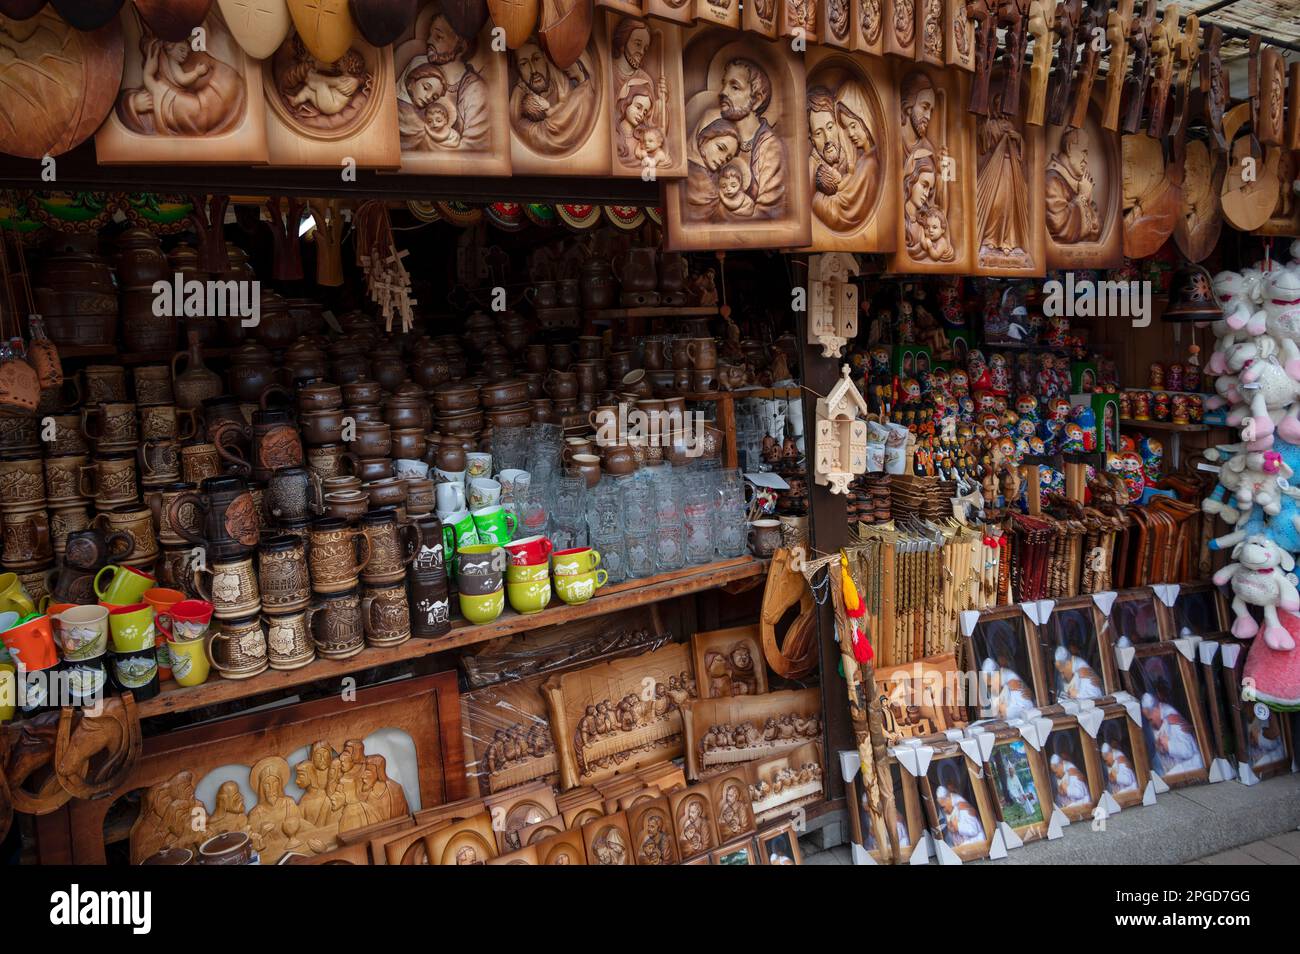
[217,0,292,58]
[1119,0,1154,135]
[49,0,124,31]
[286,0,357,62]
[538,0,592,70]
[436,200,482,225]
[1173,139,1223,262]
[309,197,345,285]
[487,0,537,47]
[1067,0,1107,129]
[133,0,214,41]
[349,0,418,45]
[761,550,819,680]
[814,364,870,494]
[0,1,46,18]
[1258,46,1286,148]
[807,253,858,358]
[442,0,488,38]
[1023,0,1054,125]
[0,7,123,159]
[1220,99,1277,232]
[1144,1,1175,138]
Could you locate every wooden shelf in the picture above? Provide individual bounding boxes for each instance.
[138,555,768,719]
[588,306,718,319]
[57,344,236,365]
[1120,418,1212,432]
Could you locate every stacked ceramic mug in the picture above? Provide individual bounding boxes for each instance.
[408,513,451,638]
[358,507,415,648]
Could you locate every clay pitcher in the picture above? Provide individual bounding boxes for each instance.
[172,331,223,410]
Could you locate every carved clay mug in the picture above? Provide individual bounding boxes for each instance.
[80,453,140,509]
[43,454,86,506]
[81,402,139,452]
[266,465,323,522]
[180,442,221,485]
[0,455,47,511]
[307,586,366,660]
[167,475,261,560]
[308,517,372,594]
[257,534,310,613]
[207,613,269,679]
[92,505,159,564]
[262,608,315,671]
[359,507,417,585]
[146,482,200,548]
[0,507,51,570]
[408,571,451,638]
[194,554,262,620]
[361,580,411,648]
[137,439,181,485]
[46,414,90,456]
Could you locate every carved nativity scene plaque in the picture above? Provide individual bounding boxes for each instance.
[393,0,511,176]
[664,27,811,251]
[802,47,897,253]
[607,13,686,179]
[262,25,400,167]
[1043,93,1123,269]
[888,61,975,274]
[508,22,611,175]
[96,4,269,164]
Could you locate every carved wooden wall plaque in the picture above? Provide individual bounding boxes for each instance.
[748,740,824,822]
[822,0,853,49]
[914,0,943,66]
[691,624,770,698]
[507,20,610,174]
[1044,92,1122,269]
[262,25,400,167]
[889,61,975,273]
[668,784,718,858]
[463,674,556,794]
[779,0,817,43]
[943,0,972,71]
[426,810,498,864]
[681,686,822,779]
[96,5,268,165]
[394,1,512,176]
[535,827,587,864]
[803,47,897,252]
[583,810,633,863]
[1121,132,1178,258]
[645,0,693,26]
[664,27,811,251]
[694,0,739,29]
[607,12,686,178]
[883,0,915,59]
[743,0,778,38]
[853,0,884,54]
[627,794,678,863]
[1258,47,1286,148]
[974,73,1044,275]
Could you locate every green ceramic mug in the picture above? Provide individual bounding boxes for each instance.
[94,564,156,606]
[506,562,550,584]
[459,588,505,625]
[552,547,601,577]
[108,602,157,652]
[441,509,479,551]
[554,569,608,606]
[471,505,516,545]
[506,579,551,614]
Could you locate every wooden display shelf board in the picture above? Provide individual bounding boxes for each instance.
[138,556,768,719]
[1119,419,1211,433]
[57,345,238,365]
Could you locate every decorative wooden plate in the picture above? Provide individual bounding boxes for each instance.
[1121,133,1179,258]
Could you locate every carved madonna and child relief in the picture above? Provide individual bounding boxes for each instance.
[1043,102,1122,269]
[97,6,268,164]
[507,26,610,175]
[973,82,1044,275]
[666,29,810,251]
[804,50,896,252]
[394,1,511,175]
[607,14,686,179]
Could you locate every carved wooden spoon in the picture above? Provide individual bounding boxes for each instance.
[537,0,590,70]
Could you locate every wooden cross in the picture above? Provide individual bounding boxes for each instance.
[1200,25,1226,151]
[1024,0,1057,125]
[965,0,999,115]
[1067,0,1108,129]
[997,0,1030,116]
[1168,9,1199,139]
[1101,0,1134,130]
[1120,0,1155,133]
[1045,0,1083,126]
[1144,1,1177,138]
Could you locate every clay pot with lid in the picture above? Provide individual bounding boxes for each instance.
[281,344,329,384]
[480,379,528,408]
[370,343,408,392]
[298,382,343,414]
[433,383,479,415]
[115,228,170,287]
[252,290,295,350]
[227,342,276,404]
[434,440,466,472]
[385,393,430,431]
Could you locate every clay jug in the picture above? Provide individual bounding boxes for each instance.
[613,247,657,294]
[172,331,223,410]
[26,315,63,389]
[0,339,40,414]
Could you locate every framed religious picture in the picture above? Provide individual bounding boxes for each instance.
[853,0,885,54]
[96,3,269,164]
[965,606,1048,721]
[535,828,588,864]
[691,624,768,698]
[747,740,825,824]
[607,13,687,179]
[1103,588,1165,647]
[1122,644,1211,787]
[712,838,758,865]
[918,744,995,861]
[973,73,1046,276]
[801,47,898,253]
[1221,640,1293,783]
[984,730,1050,843]
[709,768,756,841]
[507,22,611,175]
[628,795,678,864]
[1044,716,1103,822]
[582,811,634,865]
[1162,583,1228,640]
[1043,91,1124,269]
[757,821,803,864]
[874,653,965,742]
[851,755,923,862]
[262,25,400,168]
[1094,703,1149,808]
[1038,598,1118,704]
[1197,634,1240,766]
[392,1,512,176]
[888,60,976,274]
[664,27,812,252]
[669,783,719,859]
[744,0,779,37]
[645,0,695,26]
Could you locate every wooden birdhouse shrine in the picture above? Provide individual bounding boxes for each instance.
[814,364,872,494]
[808,253,860,358]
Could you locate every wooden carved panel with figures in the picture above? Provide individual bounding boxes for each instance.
[645,0,694,26]
[691,624,769,698]
[462,674,557,795]
[96,4,268,164]
[822,0,853,48]
[888,61,975,273]
[607,13,686,178]
[779,0,817,42]
[426,811,498,864]
[583,810,633,864]
[1122,132,1179,258]
[914,0,943,66]
[1044,92,1123,269]
[802,47,897,252]
[628,794,678,864]
[974,73,1045,276]
[60,673,463,865]
[744,0,779,37]
[854,0,884,54]
[668,784,718,858]
[883,0,915,58]
[710,768,755,841]
[262,25,399,167]
[393,1,512,176]
[536,828,587,864]
[680,687,822,779]
[664,27,811,251]
[508,21,610,175]
[944,0,972,71]
[694,0,739,29]
[748,740,824,822]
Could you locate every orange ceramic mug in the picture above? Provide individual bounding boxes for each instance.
[1,614,58,671]
[143,587,185,680]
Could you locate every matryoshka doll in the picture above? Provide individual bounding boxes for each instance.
[1028,436,1047,457]
[1139,436,1164,483]
[980,412,1003,438]
[950,367,970,397]
[1132,391,1151,421]
[1171,394,1189,425]
[1166,363,1184,393]
[1183,347,1201,393]
[968,350,992,394]
[1036,355,1059,397]
[1016,417,1037,441]
[1187,394,1203,423]
[1119,390,1133,420]
[1015,393,1039,422]
[1048,396,1071,422]
[995,435,1019,466]
[1046,315,1070,348]
[989,353,1010,395]
[1153,392,1171,421]
[1149,362,1166,390]
[1072,404,1097,451]
[958,395,975,423]
[1062,422,1085,453]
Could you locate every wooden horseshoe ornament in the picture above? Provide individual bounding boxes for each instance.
[760,549,819,680]
[54,694,143,800]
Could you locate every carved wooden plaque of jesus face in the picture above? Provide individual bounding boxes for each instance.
[973,74,1045,276]
[1043,93,1122,269]
[802,47,896,253]
[607,13,685,179]
[97,4,269,164]
[262,26,400,167]
[888,61,975,273]
[853,0,883,53]
[507,23,610,175]
[665,27,811,252]
[394,0,511,176]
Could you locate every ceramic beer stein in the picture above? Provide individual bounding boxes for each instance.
[91,505,159,565]
[263,609,315,671]
[81,401,139,452]
[408,572,451,638]
[81,452,140,509]
[0,455,46,511]
[43,454,87,505]
[138,439,181,486]
[308,517,372,594]
[0,507,52,570]
[146,482,200,547]
[46,414,90,456]
[361,580,411,648]
[359,508,416,585]
[307,587,365,659]
[49,506,94,558]
[168,475,260,560]
[258,535,311,613]
[194,555,261,620]
[266,465,323,522]
[180,442,222,485]
[207,613,269,679]
[63,527,134,571]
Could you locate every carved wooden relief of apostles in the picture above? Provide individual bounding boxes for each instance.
[915,0,943,66]
[694,0,740,30]
[0,6,124,159]
[393,1,511,176]
[744,0,779,38]
[645,0,695,27]
[974,74,1044,275]
[96,5,268,164]
[607,13,686,179]
[1258,47,1285,148]
[944,0,973,71]
[1043,95,1123,269]
[463,674,557,795]
[889,62,975,273]
[680,687,823,779]
[802,48,897,252]
[884,0,915,58]
[854,0,884,54]
[507,24,610,175]
[1121,133,1179,257]
[665,28,811,252]
[1173,139,1223,262]
[262,26,399,167]
[821,0,852,49]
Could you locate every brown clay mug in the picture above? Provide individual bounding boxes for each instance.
[0,507,51,570]
[138,439,181,485]
[258,535,311,614]
[206,613,269,679]
[305,442,347,481]
[80,453,139,509]
[567,454,602,489]
[81,402,139,451]
[146,482,200,548]
[0,455,47,510]
[263,609,315,670]
[167,475,261,560]
[91,505,159,564]
[45,415,90,456]
[180,442,222,485]
[361,580,411,647]
[307,586,365,659]
[194,555,262,620]
[308,517,372,594]
[359,507,417,585]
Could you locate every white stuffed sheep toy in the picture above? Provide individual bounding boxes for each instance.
[1212,534,1300,649]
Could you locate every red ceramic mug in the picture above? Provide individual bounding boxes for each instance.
[158,599,215,643]
[1,614,59,671]
[505,535,553,567]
